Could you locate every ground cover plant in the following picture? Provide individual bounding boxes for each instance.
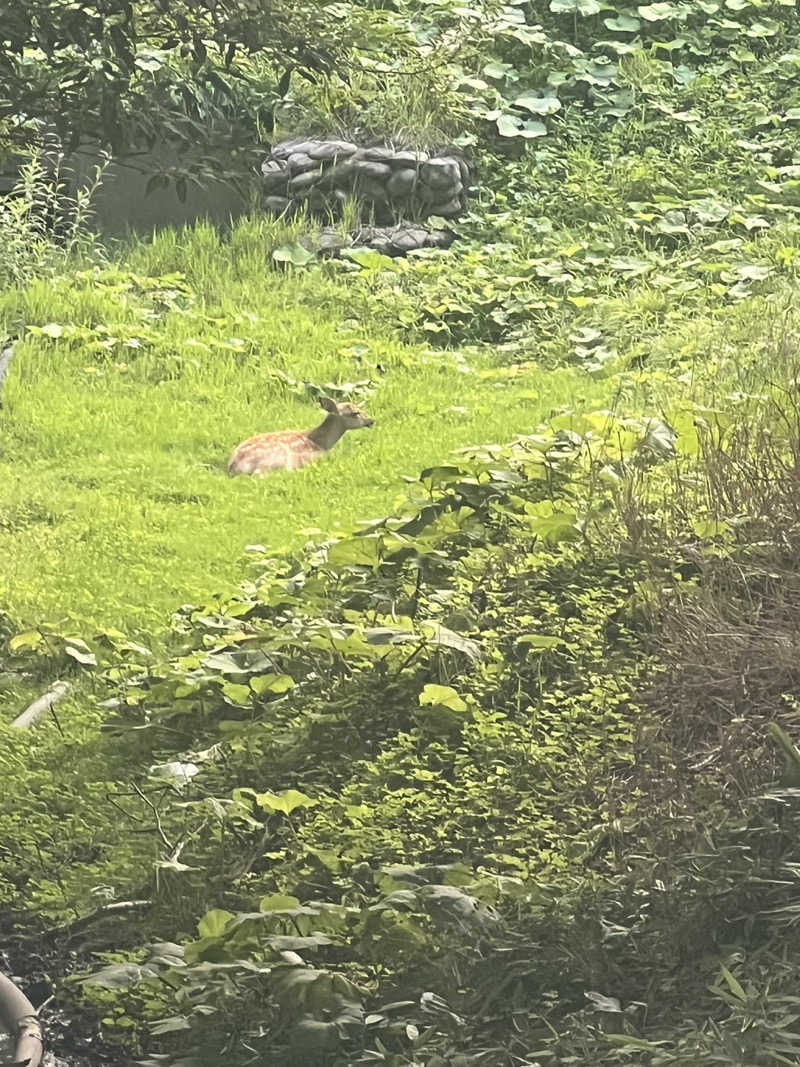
[0,216,611,632]
[3,0,800,1065]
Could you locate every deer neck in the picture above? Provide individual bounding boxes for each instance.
[307,414,346,452]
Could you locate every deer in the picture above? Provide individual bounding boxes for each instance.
[228,396,375,476]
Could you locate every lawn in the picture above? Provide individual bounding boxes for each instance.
[0,218,616,634]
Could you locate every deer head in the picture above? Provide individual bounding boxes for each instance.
[318,395,374,429]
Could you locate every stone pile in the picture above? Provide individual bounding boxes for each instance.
[261,138,472,225]
[317,222,455,258]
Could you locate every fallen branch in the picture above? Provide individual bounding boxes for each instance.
[0,972,43,1067]
[51,899,152,942]
[11,681,70,730]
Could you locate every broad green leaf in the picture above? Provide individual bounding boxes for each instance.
[341,249,395,271]
[692,519,730,539]
[637,2,683,19]
[222,682,251,705]
[513,92,561,115]
[64,643,98,667]
[517,634,563,652]
[483,60,515,79]
[586,991,622,1012]
[550,0,602,13]
[604,14,641,30]
[527,506,581,544]
[149,761,200,783]
[134,53,164,72]
[40,322,64,338]
[736,264,771,281]
[719,965,747,1001]
[9,630,43,652]
[83,963,155,989]
[423,624,481,661]
[419,684,468,713]
[251,673,294,696]
[259,893,302,912]
[255,789,318,815]
[496,113,522,137]
[197,909,235,938]
[150,1016,191,1035]
[272,243,314,267]
[520,120,548,138]
[326,535,381,568]
[204,652,249,675]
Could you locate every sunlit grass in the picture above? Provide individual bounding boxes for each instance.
[0,219,616,633]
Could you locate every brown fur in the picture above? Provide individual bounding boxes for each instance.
[228,397,374,476]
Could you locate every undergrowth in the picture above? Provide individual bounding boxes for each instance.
[3,2,800,1066]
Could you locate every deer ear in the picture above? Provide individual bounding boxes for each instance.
[319,396,338,414]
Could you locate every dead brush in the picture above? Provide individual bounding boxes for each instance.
[616,348,800,807]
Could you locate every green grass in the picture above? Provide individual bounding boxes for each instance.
[0,219,616,634]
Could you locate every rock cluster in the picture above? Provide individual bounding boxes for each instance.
[261,138,472,225]
[317,223,455,258]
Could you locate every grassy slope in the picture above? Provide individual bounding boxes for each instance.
[0,220,610,633]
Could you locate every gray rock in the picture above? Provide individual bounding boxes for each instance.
[367,234,394,254]
[392,150,429,166]
[264,195,292,214]
[309,140,358,161]
[386,168,418,199]
[427,195,463,218]
[421,157,462,191]
[318,228,350,254]
[417,182,438,204]
[261,160,290,193]
[353,160,393,182]
[428,229,456,248]
[358,178,390,202]
[391,229,428,253]
[288,171,319,195]
[261,158,285,177]
[307,188,332,212]
[361,146,398,162]
[458,159,471,184]
[328,160,356,186]
[271,139,317,160]
[288,151,318,174]
[420,180,463,206]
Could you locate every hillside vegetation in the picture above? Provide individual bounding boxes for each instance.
[3,1,800,1065]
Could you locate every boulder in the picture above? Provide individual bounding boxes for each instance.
[353,160,393,182]
[390,227,429,253]
[264,195,292,214]
[361,146,398,163]
[309,140,358,161]
[261,160,290,193]
[420,157,462,191]
[386,168,418,199]
[427,196,463,218]
[261,139,472,226]
[327,161,357,186]
[392,150,429,166]
[288,171,318,195]
[318,228,350,255]
[271,139,318,160]
[287,152,317,174]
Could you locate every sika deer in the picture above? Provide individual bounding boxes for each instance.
[228,396,374,476]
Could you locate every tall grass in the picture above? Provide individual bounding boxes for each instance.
[0,147,107,289]
[0,220,616,632]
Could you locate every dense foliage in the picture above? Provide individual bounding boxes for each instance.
[0,0,406,187]
[3,1,800,1066]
